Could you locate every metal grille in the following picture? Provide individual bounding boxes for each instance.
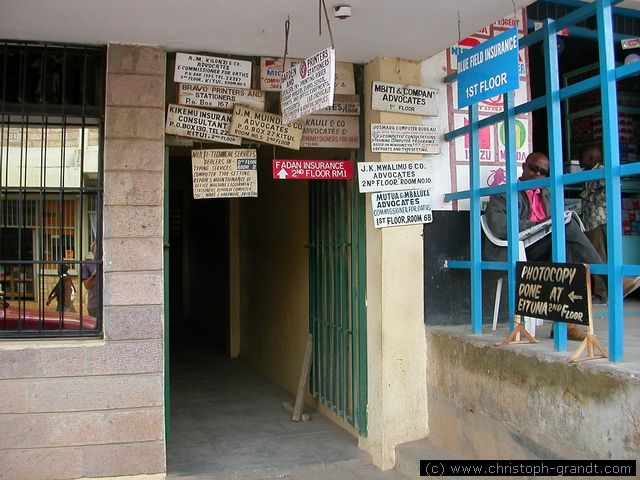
[308,164,367,433]
[0,41,105,337]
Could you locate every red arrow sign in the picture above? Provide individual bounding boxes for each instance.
[272,159,354,180]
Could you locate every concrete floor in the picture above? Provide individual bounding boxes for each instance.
[166,341,405,480]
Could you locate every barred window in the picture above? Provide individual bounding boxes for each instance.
[0,42,105,337]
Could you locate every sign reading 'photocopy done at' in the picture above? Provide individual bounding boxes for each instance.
[174,53,252,89]
[357,160,432,193]
[371,189,432,229]
[456,27,520,109]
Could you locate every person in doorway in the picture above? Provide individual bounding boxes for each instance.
[81,242,98,318]
[484,152,604,341]
[46,264,76,313]
[579,144,640,303]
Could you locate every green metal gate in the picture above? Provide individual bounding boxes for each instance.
[308,162,367,434]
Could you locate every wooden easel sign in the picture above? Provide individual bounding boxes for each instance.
[502,261,607,362]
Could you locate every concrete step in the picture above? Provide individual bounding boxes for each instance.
[395,438,483,480]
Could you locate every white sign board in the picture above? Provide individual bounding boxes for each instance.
[357,160,433,193]
[370,124,440,154]
[261,57,354,94]
[316,94,360,116]
[165,104,241,145]
[174,53,252,88]
[371,81,439,116]
[178,84,265,111]
[281,47,336,124]
[301,115,359,149]
[192,149,257,199]
[371,189,433,228]
[230,106,304,150]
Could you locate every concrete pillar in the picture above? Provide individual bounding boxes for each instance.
[361,57,428,470]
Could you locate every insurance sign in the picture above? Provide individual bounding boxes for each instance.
[272,159,354,180]
[456,28,519,109]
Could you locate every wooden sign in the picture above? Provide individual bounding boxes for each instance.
[357,160,432,193]
[165,104,241,145]
[261,57,354,94]
[174,53,252,88]
[370,124,440,154]
[281,47,336,124]
[272,159,354,180]
[515,261,590,326]
[316,94,360,116]
[372,81,439,116]
[301,115,359,149]
[178,84,265,111]
[191,149,257,198]
[230,106,304,150]
[371,189,432,228]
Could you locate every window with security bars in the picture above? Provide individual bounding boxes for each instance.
[0,41,105,337]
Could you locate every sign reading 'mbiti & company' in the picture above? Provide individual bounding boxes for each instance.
[178,84,265,111]
[174,53,252,89]
[371,81,439,116]
[165,104,241,145]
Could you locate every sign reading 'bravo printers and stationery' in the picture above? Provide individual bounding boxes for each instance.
[178,84,265,111]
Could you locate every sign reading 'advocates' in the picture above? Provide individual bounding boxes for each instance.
[515,261,590,326]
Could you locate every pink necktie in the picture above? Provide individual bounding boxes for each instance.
[526,189,546,222]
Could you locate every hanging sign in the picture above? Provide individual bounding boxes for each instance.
[371,189,432,228]
[301,115,359,149]
[456,27,519,109]
[191,149,257,199]
[357,160,432,193]
[229,106,304,150]
[174,53,252,88]
[272,159,354,180]
[622,37,640,49]
[165,104,241,145]
[261,57,354,94]
[370,124,439,154]
[281,47,336,124]
[515,261,590,326]
[316,94,360,116]
[371,81,439,116]
[178,84,265,111]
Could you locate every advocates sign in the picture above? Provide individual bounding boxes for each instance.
[456,28,519,109]
[316,94,360,116]
[192,149,257,198]
[357,160,432,193]
[165,104,241,145]
[515,261,590,326]
[272,159,354,180]
[372,81,439,116]
[230,106,304,150]
[371,189,432,228]
[174,53,252,88]
[301,115,359,149]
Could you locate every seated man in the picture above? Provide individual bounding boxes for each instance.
[483,152,633,340]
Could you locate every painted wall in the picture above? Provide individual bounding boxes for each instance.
[0,44,167,479]
[362,57,428,470]
[237,148,311,397]
[426,328,640,460]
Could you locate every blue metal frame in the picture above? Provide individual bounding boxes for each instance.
[444,0,636,361]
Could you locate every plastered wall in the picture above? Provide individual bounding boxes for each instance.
[0,44,167,479]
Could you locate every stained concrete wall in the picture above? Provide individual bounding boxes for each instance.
[0,44,167,479]
[361,57,428,470]
[426,329,640,460]
[238,149,311,397]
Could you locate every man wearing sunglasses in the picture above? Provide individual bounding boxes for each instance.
[484,152,603,340]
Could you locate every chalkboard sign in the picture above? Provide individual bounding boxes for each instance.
[515,261,591,326]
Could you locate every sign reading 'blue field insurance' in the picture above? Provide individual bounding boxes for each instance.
[456,28,520,109]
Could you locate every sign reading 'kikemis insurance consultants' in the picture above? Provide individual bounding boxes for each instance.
[371,189,432,228]
[456,28,519,109]
[357,160,432,193]
[165,104,241,145]
[174,53,252,89]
